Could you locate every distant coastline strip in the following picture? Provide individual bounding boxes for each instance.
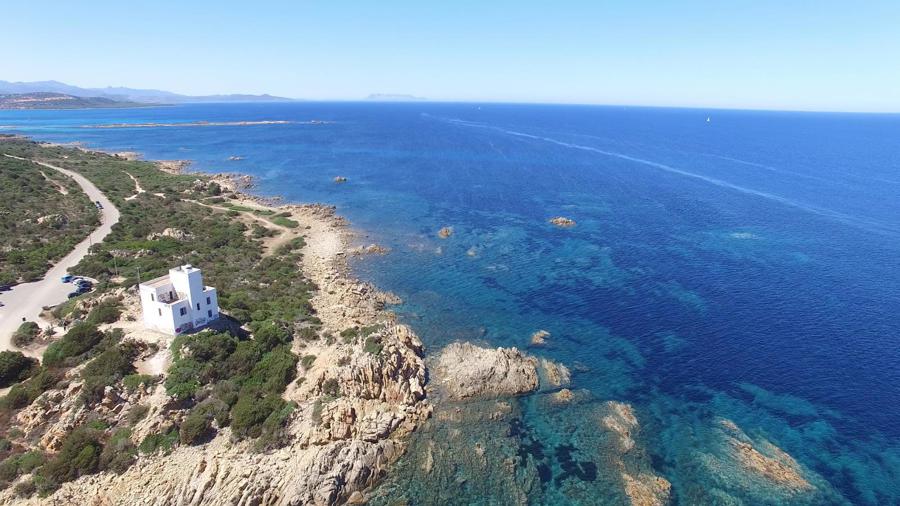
[80,120,329,129]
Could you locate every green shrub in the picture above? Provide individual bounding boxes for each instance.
[300,355,316,370]
[179,398,228,446]
[363,336,384,355]
[0,351,37,388]
[85,300,122,325]
[11,321,40,347]
[98,428,136,474]
[271,216,299,228]
[0,450,44,486]
[245,346,297,394]
[321,378,341,397]
[296,326,318,341]
[79,342,139,404]
[0,367,62,412]
[42,323,104,366]
[126,404,150,425]
[36,426,103,494]
[254,401,295,451]
[252,321,290,351]
[123,374,157,392]
[230,390,286,440]
[138,430,178,455]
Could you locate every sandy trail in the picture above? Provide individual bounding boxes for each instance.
[124,171,146,201]
[39,170,70,195]
[0,155,120,357]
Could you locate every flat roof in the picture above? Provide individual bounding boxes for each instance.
[140,274,172,289]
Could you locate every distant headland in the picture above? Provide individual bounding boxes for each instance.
[0,80,296,109]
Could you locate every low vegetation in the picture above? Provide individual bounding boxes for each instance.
[11,322,40,347]
[0,154,98,286]
[0,352,37,388]
[0,139,322,495]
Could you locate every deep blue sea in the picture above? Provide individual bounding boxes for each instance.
[2,103,899,503]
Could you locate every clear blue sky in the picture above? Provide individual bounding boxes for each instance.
[5,1,900,111]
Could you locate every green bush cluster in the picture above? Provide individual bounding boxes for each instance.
[79,341,140,404]
[0,351,37,388]
[85,299,122,325]
[271,216,299,229]
[33,426,103,495]
[11,321,40,347]
[122,374,158,392]
[0,368,63,412]
[42,322,108,367]
[0,450,44,489]
[138,430,178,455]
[165,330,298,449]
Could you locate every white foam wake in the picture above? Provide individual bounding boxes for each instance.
[433,116,899,238]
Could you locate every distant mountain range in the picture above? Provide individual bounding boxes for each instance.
[0,80,295,107]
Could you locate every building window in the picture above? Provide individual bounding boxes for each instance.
[180,307,187,316]
[151,293,155,302]
[206,296,211,305]
[196,302,200,311]
[207,309,212,317]
[158,308,162,316]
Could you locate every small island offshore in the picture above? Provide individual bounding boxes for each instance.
[0,137,847,505]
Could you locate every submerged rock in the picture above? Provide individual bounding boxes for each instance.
[549,216,576,227]
[530,330,550,346]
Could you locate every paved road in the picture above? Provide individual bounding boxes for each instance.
[0,155,120,356]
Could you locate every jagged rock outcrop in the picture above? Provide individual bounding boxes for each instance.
[36,213,67,227]
[147,227,194,241]
[432,342,569,400]
[597,401,672,506]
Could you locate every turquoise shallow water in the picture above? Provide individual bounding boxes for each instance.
[2,103,900,503]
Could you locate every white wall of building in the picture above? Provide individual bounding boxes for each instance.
[139,264,219,335]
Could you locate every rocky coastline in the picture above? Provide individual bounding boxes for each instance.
[0,140,841,505]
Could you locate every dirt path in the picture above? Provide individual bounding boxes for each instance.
[39,170,70,195]
[0,155,120,357]
[124,171,146,201]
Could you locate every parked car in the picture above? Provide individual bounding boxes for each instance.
[67,291,81,299]
[61,274,74,283]
[94,201,103,209]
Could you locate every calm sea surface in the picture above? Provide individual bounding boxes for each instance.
[3,103,899,503]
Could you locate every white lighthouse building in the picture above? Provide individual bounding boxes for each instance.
[138,264,219,335]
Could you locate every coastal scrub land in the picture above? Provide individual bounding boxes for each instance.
[0,149,99,286]
[0,139,428,504]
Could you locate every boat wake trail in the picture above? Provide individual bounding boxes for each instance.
[434,116,900,238]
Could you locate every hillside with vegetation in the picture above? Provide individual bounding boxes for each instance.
[0,139,428,504]
[0,93,144,110]
[0,152,99,286]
